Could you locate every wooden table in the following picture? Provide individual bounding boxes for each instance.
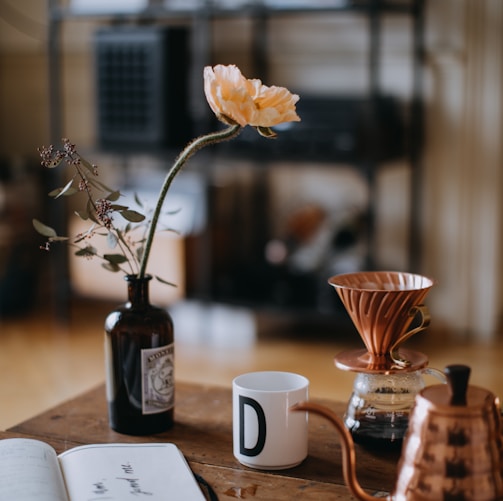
[4,382,399,500]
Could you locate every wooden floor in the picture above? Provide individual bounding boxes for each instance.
[1,297,502,430]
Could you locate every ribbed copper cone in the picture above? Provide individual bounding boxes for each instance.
[329,271,435,363]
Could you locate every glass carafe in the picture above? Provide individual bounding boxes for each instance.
[344,368,445,449]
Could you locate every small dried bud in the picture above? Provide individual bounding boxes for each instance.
[38,145,65,168]
[62,138,76,156]
[95,198,113,229]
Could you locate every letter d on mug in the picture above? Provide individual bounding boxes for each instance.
[232,371,309,470]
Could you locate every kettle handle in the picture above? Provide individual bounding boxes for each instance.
[291,402,392,501]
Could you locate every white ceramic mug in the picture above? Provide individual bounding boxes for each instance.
[232,371,309,470]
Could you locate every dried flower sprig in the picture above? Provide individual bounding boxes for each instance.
[34,138,152,276]
[34,64,300,282]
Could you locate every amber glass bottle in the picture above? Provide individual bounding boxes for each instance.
[105,275,174,435]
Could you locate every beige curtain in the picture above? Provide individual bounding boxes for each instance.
[423,0,503,339]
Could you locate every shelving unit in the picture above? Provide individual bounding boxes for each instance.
[46,0,425,317]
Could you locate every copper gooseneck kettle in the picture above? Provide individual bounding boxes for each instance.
[293,365,503,501]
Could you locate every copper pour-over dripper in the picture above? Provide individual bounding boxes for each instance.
[329,271,435,373]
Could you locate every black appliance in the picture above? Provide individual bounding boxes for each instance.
[94,25,192,151]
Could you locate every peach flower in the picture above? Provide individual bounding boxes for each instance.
[204,64,300,129]
[36,66,302,280]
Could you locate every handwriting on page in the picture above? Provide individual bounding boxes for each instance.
[92,480,108,496]
[0,441,204,501]
[117,462,152,496]
[104,462,152,497]
[60,443,205,501]
[79,461,153,500]
[60,446,168,501]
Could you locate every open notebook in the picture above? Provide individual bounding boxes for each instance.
[0,438,206,501]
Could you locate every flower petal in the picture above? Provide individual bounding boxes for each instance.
[204,65,257,126]
[252,85,300,127]
[203,64,300,128]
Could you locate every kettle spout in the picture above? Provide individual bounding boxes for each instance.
[291,401,390,501]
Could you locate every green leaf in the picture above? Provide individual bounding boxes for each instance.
[56,179,76,198]
[107,191,121,202]
[136,246,144,261]
[86,199,99,224]
[155,275,177,287]
[120,210,146,223]
[88,176,115,193]
[102,262,121,272]
[157,226,180,236]
[32,219,58,238]
[80,157,96,175]
[107,231,118,249]
[162,208,181,217]
[49,179,77,198]
[75,246,97,257]
[110,204,129,211]
[134,192,144,208]
[103,253,128,264]
[74,210,89,221]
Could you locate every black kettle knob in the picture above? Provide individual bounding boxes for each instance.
[445,365,471,406]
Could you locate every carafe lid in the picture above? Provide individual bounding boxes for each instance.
[419,365,498,416]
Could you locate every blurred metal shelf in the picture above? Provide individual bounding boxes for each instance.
[46,0,425,319]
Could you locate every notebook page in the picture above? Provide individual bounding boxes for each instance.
[59,443,206,501]
[0,438,69,501]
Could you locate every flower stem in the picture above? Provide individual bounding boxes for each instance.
[139,123,241,279]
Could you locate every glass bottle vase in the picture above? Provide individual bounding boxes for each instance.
[104,275,174,435]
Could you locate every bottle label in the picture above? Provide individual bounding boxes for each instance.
[141,343,175,414]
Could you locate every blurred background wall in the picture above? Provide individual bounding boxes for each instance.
[0,0,501,340]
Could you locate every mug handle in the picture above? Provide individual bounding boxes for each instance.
[390,304,431,368]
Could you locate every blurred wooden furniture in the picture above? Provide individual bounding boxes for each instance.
[6,381,398,500]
